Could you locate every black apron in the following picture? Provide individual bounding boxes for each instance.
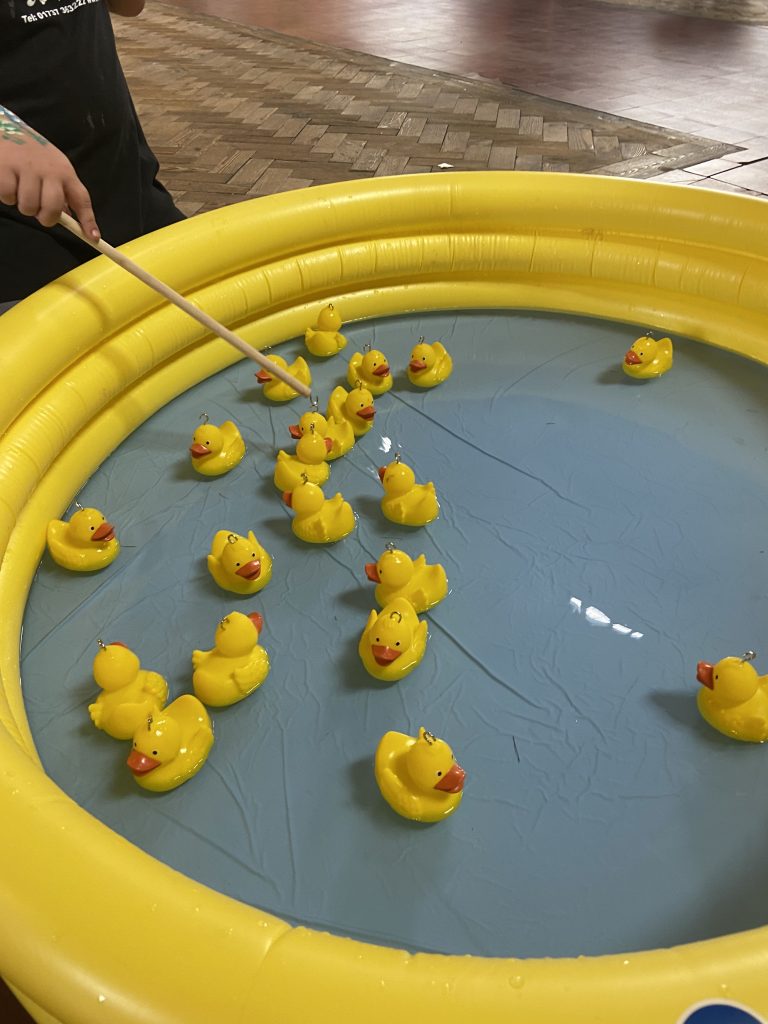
[0,0,183,300]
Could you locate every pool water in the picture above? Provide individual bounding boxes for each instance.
[21,311,768,958]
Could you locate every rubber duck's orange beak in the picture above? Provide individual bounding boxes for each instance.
[377,466,386,482]
[409,358,427,372]
[372,644,401,666]
[624,349,642,365]
[364,562,380,582]
[288,424,302,439]
[247,611,264,633]
[127,750,160,775]
[696,661,714,688]
[189,443,209,458]
[91,522,116,543]
[357,406,375,421]
[282,490,293,507]
[324,437,333,453]
[373,363,390,377]
[236,560,261,581]
[255,369,272,383]
[434,762,465,793]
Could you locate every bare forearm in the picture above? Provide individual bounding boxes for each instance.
[0,105,48,147]
[106,0,145,16]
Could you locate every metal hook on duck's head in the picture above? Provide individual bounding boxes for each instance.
[389,609,402,623]
[97,638,107,651]
[227,533,238,546]
[742,650,757,662]
[418,336,425,344]
[363,341,372,353]
[310,394,319,412]
[394,451,402,464]
[200,412,209,424]
[74,499,84,511]
[386,541,395,552]
[309,422,315,434]
[422,729,436,745]
[301,472,309,484]
[147,714,154,732]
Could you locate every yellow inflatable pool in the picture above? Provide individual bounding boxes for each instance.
[1,172,767,1024]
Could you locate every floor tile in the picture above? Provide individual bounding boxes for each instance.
[645,169,705,182]
[712,159,768,191]
[728,139,768,162]
[691,177,765,196]
[683,157,742,174]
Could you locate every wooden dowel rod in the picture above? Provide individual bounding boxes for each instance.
[58,212,312,399]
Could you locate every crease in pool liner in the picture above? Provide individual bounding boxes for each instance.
[21,310,768,959]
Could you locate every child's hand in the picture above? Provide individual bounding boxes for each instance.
[0,108,100,240]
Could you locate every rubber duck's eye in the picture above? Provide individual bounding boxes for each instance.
[90,526,95,531]
[436,771,442,777]
[251,552,256,557]
[395,641,400,647]
[133,742,137,748]
[375,637,380,643]
[235,562,240,567]
[715,674,719,680]
[205,441,210,446]
[152,750,158,756]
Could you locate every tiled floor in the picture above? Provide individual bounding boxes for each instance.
[113,4,738,215]
[172,0,768,196]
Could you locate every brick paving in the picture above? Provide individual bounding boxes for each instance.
[114,3,735,215]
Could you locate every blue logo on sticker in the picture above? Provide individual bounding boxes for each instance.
[680,1005,766,1024]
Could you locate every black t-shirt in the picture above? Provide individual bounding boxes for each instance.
[0,0,182,300]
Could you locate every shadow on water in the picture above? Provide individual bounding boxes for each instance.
[647,689,742,749]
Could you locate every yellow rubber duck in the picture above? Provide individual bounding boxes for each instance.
[273,425,332,492]
[288,410,327,440]
[127,695,213,793]
[288,409,355,461]
[255,354,312,402]
[347,347,393,396]
[192,611,269,707]
[189,417,245,477]
[375,727,466,822]
[88,641,168,740]
[326,384,376,438]
[47,506,120,572]
[622,332,673,380]
[365,545,448,613]
[283,479,355,544]
[696,651,768,742]
[207,530,273,595]
[407,338,453,388]
[358,597,428,682]
[378,455,440,527]
[304,303,347,357]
